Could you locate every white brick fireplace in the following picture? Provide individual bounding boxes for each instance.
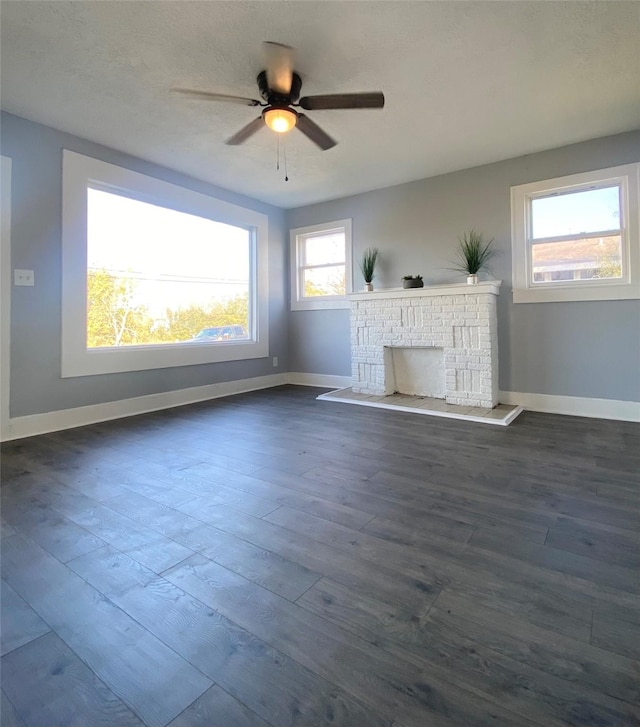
[349,281,501,409]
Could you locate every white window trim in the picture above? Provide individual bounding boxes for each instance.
[62,150,269,377]
[511,163,640,303]
[1,155,12,438]
[290,219,352,311]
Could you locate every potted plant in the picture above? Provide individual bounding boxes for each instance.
[402,275,424,289]
[359,247,379,291]
[453,229,495,284]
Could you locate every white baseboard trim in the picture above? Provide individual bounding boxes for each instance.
[286,372,352,389]
[2,373,287,441]
[499,390,640,423]
[4,376,636,441]
[288,379,640,422]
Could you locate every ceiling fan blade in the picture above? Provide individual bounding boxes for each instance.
[296,114,336,151]
[171,88,261,106]
[263,41,294,95]
[298,92,385,111]
[226,117,265,145]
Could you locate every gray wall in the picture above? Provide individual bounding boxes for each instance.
[4,112,639,418]
[287,130,640,402]
[1,113,288,418]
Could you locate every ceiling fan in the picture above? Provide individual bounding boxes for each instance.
[172,42,385,151]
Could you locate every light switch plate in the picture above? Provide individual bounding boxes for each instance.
[14,269,35,286]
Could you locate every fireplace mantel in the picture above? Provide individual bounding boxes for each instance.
[349,280,501,300]
[349,280,501,408]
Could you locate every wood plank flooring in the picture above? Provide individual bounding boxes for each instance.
[1,385,639,727]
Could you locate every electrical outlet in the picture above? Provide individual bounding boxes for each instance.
[272,356,278,367]
[14,269,35,286]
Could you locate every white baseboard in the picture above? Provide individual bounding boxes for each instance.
[3,375,636,441]
[287,378,640,422]
[2,373,287,441]
[286,372,352,388]
[499,390,640,423]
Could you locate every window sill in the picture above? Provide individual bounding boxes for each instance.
[513,283,640,304]
[291,297,350,312]
[61,339,269,378]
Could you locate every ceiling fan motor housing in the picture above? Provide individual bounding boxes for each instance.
[257,70,302,104]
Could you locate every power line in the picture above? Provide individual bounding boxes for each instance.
[88,267,248,285]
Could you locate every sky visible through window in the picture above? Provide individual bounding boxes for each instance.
[302,231,346,297]
[87,188,250,317]
[304,231,345,266]
[530,186,623,283]
[531,186,621,239]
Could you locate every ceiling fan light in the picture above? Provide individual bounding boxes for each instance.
[263,107,297,133]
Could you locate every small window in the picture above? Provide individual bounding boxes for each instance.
[290,219,352,310]
[511,164,639,303]
[530,185,623,284]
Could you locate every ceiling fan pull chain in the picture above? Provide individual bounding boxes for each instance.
[276,134,280,171]
[284,140,289,182]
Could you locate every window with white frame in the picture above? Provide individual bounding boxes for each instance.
[290,219,352,310]
[62,150,269,377]
[511,163,639,303]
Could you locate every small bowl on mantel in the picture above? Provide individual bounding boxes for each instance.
[402,276,424,289]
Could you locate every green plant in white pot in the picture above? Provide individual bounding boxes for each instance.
[359,247,379,291]
[454,229,495,284]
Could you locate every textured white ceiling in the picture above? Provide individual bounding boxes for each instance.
[1,1,639,208]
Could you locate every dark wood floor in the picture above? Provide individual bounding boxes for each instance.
[1,385,639,727]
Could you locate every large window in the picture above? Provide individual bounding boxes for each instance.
[290,219,352,310]
[86,189,250,348]
[511,164,639,303]
[62,151,268,377]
